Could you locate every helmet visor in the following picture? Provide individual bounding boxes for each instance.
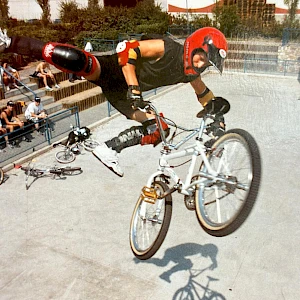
[207,43,226,74]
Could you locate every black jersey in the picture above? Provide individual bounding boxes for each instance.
[136,37,198,91]
[92,37,198,117]
[93,36,198,95]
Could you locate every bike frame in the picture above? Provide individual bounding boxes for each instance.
[145,104,227,198]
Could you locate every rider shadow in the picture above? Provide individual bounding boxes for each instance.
[134,243,218,282]
[134,243,225,299]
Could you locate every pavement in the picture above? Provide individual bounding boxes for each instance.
[0,72,300,300]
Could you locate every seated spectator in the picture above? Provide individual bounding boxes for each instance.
[69,73,82,83]
[31,61,60,91]
[0,61,22,91]
[0,100,27,146]
[0,119,9,149]
[25,97,48,132]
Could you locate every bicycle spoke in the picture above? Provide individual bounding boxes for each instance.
[196,129,261,236]
[130,181,172,260]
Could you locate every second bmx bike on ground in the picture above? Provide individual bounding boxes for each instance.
[53,125,100,163]
[129,99,261,260]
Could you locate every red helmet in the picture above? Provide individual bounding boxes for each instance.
[183,27,228,75]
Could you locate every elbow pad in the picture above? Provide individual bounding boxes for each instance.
[42,43,98,76]
[116,40,140,66]
[196,87,215,107]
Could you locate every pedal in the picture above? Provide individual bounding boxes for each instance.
[141,186,158,204]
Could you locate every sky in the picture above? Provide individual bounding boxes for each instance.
[7,0,289,21]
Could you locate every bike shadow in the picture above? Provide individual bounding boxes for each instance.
[134,243,225,299]
[134,243,218,281]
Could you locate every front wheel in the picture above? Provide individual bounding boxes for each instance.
[130,181,172,260]
[60,166,82,176]
[83,138,100,151]
[173,288,194,300]
[55,150,76,164]
[0,168,4,185]
[195,129,261,236]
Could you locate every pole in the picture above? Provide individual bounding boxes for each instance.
[186,0,189,31]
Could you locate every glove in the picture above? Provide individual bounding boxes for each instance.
[127,85,148,109]
[196,97,230,118]
[0,28,11,52]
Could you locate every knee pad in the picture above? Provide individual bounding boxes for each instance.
[42,43,98,76]
[141,114,169,147]
[105,126,144,153]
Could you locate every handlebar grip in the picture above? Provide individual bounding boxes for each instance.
[131,100,151,110]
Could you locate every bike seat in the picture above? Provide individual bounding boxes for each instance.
[196,97,230,118]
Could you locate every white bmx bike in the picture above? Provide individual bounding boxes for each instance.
[129,98,261,260]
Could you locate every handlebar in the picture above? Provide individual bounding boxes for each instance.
[133,97,230,150]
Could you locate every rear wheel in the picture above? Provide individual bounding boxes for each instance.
[130,181,172,260]
[60,166,82,176]
[55,150,76,164]
[83,139,100,151]
[195,129,261,236]
[0,168,4,185]
[21,166,44,190]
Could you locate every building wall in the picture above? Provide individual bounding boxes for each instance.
[167,0,300,21]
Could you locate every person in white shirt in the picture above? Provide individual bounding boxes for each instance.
[25,97,48,131]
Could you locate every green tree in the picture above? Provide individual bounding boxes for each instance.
[284,0,299,25]
[212,4,241,36]
[0,0,9,25]
[59,0,80,24]
[36,0,51,26]
[190,14,212,29]
[130,0,169,33]
[88,0,99,10]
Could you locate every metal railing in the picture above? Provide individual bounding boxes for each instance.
[83,38,119,52]
[227,58,300,77]
[0,66,37,99]
[0,107,80,166]
[167,25,195,37]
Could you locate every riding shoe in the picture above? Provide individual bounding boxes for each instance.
[92,143,124,177]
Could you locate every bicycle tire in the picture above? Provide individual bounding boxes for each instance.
[130,181,172,260]
[173,288,194,300]
[82,138,100,151]
[21,166,44,190]
[51,166,82,176]
[207,293,226,300]
[55,150,76,164]
[195,129,261,237]
[21,167,44,177]
[0,168,4,185]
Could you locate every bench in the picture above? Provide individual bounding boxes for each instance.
[29,71,69,88]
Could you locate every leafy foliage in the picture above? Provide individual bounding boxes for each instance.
[213,4,241,36]
[35,0,51,26]
[0,0,9,25]
[3,0,300,49]
[59,0,80,24]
